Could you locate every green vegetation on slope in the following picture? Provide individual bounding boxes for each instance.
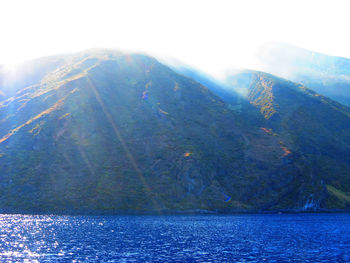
[0,51,349,213]
[222,70,350,210]
[0,50,304,213]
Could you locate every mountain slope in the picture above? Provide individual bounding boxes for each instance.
[222,70,350,209]
[257,42,350,106]
[0,50,309,213]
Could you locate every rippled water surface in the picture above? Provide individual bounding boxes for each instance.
[0,214,349,262]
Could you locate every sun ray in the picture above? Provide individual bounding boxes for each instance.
[85,76,162,213]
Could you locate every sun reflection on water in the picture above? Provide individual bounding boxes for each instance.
[0,214,349,262]
[0,215,66,262]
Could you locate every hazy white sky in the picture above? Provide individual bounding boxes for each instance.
[1,0,350,76]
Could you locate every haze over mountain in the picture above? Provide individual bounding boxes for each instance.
[175,65,350,211]
[225,71,350,200]
[257,42,350,106]
[0,49,350,213]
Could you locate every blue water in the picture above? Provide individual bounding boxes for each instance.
[0,214,349,262]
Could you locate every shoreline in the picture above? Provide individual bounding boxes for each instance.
[1,208,350,216]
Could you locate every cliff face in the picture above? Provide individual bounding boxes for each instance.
[0,50,349,213]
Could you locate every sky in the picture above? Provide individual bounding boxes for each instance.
[1,0,350,77]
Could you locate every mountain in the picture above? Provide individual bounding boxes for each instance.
[165,62,240,105]
[0,55,69,98]
[169,65,263,129]
[257,42,350,106]
[0,49,307,214]
[0,49,349,213]
[222,70,350,209]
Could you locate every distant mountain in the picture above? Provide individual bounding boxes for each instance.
[257,42,350,106]
[222,70,350,209]
[0,50,349,213]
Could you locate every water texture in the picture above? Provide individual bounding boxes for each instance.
[0,214,349,262]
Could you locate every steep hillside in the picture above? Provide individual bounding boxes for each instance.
[167,63,240,105]
[0,50,309,213]
[0,55,69,99]
[257,42,350,106]
[223,70,350,209]
[169,64,262,127]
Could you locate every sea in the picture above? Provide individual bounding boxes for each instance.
[0,213,349,262]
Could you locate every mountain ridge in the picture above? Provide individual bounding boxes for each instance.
[0,49,350,213]
[257,42,350,106]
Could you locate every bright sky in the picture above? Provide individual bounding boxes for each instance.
[1,0,350,77]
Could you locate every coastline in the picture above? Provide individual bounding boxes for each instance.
[1,208,350,216]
